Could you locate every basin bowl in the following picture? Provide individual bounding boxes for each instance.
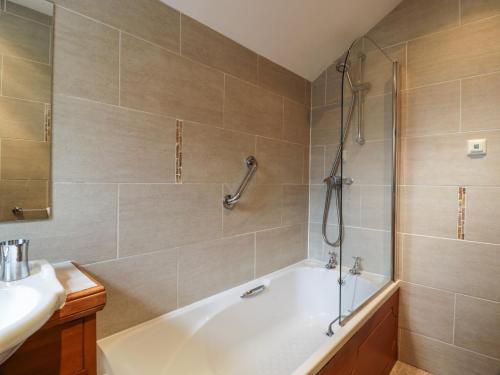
[0,260,65,365]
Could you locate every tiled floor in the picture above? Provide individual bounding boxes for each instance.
[390,361,433,375]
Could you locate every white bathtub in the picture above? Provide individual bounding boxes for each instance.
[98,260,398,375]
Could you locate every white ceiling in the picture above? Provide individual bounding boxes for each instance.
[161,0,401,81]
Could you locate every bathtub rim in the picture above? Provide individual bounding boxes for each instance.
[294,279,400,375]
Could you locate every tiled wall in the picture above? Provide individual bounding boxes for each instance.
[0,0,311,338]
[309,42,396,278]
[367,0,500,374]
[0,1,52,220]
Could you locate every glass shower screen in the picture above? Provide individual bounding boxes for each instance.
[337,36,397,325]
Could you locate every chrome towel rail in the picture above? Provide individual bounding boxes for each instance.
[223,156,257,209]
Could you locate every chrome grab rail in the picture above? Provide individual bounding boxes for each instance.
[240,284,266,298]
[223,156,258,209]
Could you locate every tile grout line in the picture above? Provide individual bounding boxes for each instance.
[54,92,309,148]
[178,12,182,55]
[118,31,121,106]
[0,55,3,96]
[176,248,180,309]
[458,79,462,132]
[452,293,457,344]
[253,232,257,279]
[400,328,500,362]
[222,73,226,128]
[116,183,120,258]
[57,4,307,107]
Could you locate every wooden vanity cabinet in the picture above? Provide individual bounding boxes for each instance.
[0,267,105,375]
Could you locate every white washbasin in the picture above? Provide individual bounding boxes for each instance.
[0,260,65,364]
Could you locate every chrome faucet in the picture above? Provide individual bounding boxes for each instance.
[0,239,30,281]
[349,256,362,275]
[325,251,338,269]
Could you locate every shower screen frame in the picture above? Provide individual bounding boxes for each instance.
[337,37,399,327]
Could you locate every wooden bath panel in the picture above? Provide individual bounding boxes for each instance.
[318,289,399,375]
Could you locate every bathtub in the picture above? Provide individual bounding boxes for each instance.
[98,260,399,375]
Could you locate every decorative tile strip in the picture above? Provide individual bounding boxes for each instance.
[457,186,466,240]
[175,120,183,184]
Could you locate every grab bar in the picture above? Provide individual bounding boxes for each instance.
[223,156,257,209]
[240,284,266,298]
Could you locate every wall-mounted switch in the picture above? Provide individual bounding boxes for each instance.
[467,139,486,157]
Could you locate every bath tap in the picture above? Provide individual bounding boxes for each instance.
[349,256,362,275]
[325,251,337,269]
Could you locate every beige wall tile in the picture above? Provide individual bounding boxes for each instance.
[0,12,51,63]
[312,72,326,107]
[3,56,51,102]
[224,76,283,138]
[6,1,52,25]
[454,294,500,359]
[119,184,222,257]
[53,7,118,104]
[308,223,326,261]
[303,147,309,185]
[256,224,306,277]
[407,16,500,88]
[256,137,303,184]
[85,249,177,338]
[178,234,254,306]
[402,234,500,302]
[339,226,392,275]
[258,57,307,105]
[462,0,500,24]
[310,146,325,184]
[305,82,311,108]
[343,140,393,185]
[403,131,500,186]
[54,0,180,52]
[367,0,459,48]
[311,104,341,146]
[282,185,308,225]
[309,184,362,227]
[403,81,460,137]
[182,123,255,183]
[0,180,48,221]
[283,99,310,145]
[1,139,50,180]
[0,183,117,264]
[360,185,392,230]
[362,93,393,142]
[462,72,500,132]
[399,282,454,343]
[180,15,258,83]
[120,34,223,125]
[399,329,500,375]
[53,95,176,183]
[0,96,46,141]
[361,48,395,98]
[465,187,500,244]
[223,183,281,237]
[399,186,457,238]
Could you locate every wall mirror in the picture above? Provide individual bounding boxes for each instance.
[0,0,54,222]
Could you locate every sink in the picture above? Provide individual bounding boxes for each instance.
[0,260,65,364]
